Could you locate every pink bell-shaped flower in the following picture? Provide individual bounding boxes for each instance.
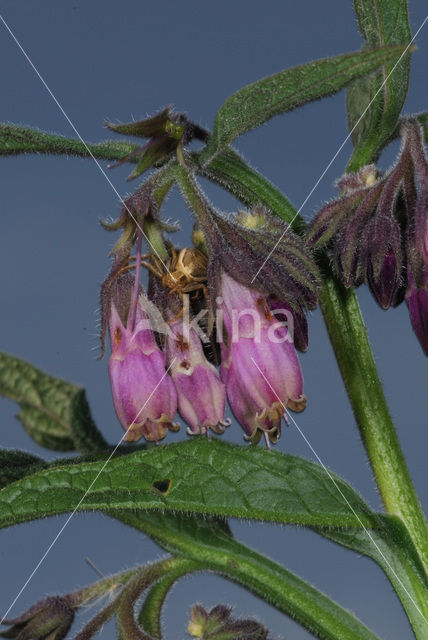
[165,320,230,436]
[219,272,306,445]
[109,297,178,442]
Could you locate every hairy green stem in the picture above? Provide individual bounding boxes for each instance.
[319,273,428,574]
[138,560,199,638]
[116,558,190,640]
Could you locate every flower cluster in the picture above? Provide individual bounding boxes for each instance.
[101,198,319,445]
[307,119,428,354]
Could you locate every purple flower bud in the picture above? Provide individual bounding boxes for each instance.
[219,273,306,445]
[366,211,403,309]
[0,596,74,640]
[165,320,230,436]
[405,267,428,355]
[109,298,178,442]
[367,248,401,309]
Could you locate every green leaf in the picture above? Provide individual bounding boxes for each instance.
[115,510,381,640]
[346,0,412,170]
[201,45,408,161]
[0,449,47,489]
[0,124,137,160]
[0,438,377,529]
[0,352,107,453]
[318,516,428,639]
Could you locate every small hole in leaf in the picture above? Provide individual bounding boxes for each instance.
[151,478,171,494]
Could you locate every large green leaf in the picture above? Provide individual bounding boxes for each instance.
[0,124,136,160]
[0,352,107,453]
[115,510,381,640]
[0,438,377,529]
[201,45,408,161]
[346,0,412,170]
[319,516,428,639]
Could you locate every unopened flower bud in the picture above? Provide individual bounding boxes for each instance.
[367,248,401,309]
[0,596,74,640]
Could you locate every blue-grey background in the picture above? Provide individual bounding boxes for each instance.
[0,2,427,638]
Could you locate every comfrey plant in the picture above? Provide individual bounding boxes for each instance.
[0,2,427,640]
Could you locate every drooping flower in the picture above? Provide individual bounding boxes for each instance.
[146,268,228,437]
[219,272,306,445]
[107,274,178,442]
[164,319,230,436]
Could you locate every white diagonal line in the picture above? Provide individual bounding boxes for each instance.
[251,357,428,628]
[251,15,428,284]
[0,14,174,279]
[0,359,176,623]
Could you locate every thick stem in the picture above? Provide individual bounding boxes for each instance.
[320,271,428,574]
